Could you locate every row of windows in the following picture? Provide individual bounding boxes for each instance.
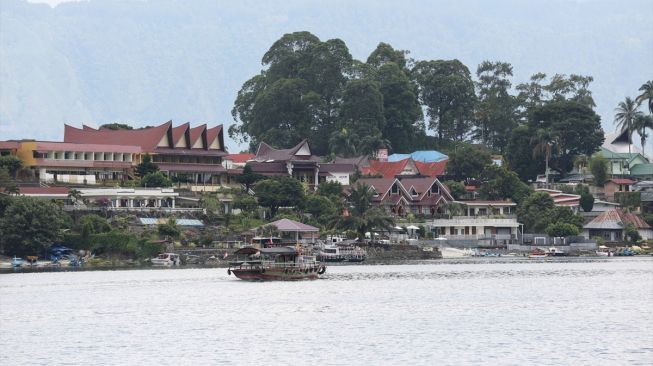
[34,151,133,162]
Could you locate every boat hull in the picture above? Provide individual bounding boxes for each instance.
[230,267,323,281]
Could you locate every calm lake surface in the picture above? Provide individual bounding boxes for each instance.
[1,257,652,366]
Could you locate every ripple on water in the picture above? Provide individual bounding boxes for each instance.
[0,258,652,366]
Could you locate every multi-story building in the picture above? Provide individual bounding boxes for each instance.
[5,121,235,190]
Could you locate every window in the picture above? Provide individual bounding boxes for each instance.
[410,188,418,197]
[430,184,439,194]
[391,184,398,195]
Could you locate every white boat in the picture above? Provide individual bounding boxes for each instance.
[440,247,474,258]
[11,256,23,267]
[151,253,180,266]
[595,250,609,257]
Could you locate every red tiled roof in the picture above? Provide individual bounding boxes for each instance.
[400,177,437,197]
[65,122,225,153]
[172,122,190,148]
[585,209,651,230]
[608,178,635,185]
[206,125,224,150]
[64,121,173,151]
[367,159,411,179]
[356,178,397,197]
[0,141,20,150]
[19,187,70,195]
[415,160,447,176]
[189,125,207,148]
[226,153,255,163]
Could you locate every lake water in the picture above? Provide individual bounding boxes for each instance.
[1,257,652,365]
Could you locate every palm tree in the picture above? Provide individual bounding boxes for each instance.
[614,97,643,155]
[633,114,653,156]
[636,80,653,114]
[329,183,394,241]
[530,129,560,184]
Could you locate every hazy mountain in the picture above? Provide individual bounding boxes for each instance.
[1,0,652,152]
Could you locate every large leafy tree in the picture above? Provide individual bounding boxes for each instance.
[530,100,604,173]
[447,143,492,180]
[474,61,518,152]
[0,155,23,178]
[254,176,306,217]
[478,165,532,204]
[334,79,387,155]
[365,43,424,153]
[136,153,159,177]
[614,97,643,155]
[590,155,608,186]
[505,125,544,182]
[0,197,70,256]
[373,62,424,153]
[230,32,353,155]
[141,171,172,188]
[413,59,476,141]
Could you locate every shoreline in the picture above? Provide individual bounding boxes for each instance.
[2,255,650,274]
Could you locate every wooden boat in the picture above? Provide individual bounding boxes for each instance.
[528,249,548,258]
[228,247,325,281]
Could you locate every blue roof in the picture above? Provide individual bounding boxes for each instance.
[388,150,448,163]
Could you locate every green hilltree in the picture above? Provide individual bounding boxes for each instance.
[447,143,492,180]
[474,60,518,152]
[254,176,306,217]
[505,125,544,182]
[141,171,172,187]
[589,155,608,186]
[0,197,70,256]
[136,153,159,177]
[530,100,604,173]
[413,59,476,141]
[0,155,23,178]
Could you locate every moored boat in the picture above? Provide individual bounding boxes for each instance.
[317,243,366,263]
[528,248,548,258]
[228,247,325,281]
[151,253,180,266]
[11,256,23,268]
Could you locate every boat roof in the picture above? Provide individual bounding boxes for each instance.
[234,246,298,256]
[260,247,297,255]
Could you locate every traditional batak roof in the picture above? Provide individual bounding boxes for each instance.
[254,140,319,162]
[584,209,651,230]
[64,121,225,153]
